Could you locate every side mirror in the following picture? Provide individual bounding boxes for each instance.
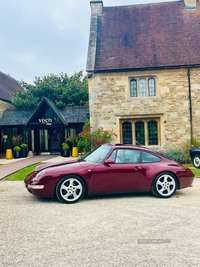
[104,158,115,165]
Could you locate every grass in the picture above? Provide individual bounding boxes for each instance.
[184,164,200,178]
[2,163,200,181]
[3,163,42,181]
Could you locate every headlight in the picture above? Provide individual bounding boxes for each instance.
[32,170,46,182]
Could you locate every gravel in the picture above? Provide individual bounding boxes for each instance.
[0,179,200,267]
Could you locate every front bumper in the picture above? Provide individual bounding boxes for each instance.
[27,184,44,189]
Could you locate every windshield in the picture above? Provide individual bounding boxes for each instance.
[84,145,112,163]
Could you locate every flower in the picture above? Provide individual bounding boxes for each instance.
[77,121,117,153]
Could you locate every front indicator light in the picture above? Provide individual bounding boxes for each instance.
[32,170,46,182]
[27,184,44,189]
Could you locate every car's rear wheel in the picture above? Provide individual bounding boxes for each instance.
[55,175,85,204]
[151,172,177,198]
[192,155,200,168]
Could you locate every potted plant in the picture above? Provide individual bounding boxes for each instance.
[70,134,79,157]
[21,143,28,158]
[12,135,22,147]
[61,142,70,157]
[13,145,21,158]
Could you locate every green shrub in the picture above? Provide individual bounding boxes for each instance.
[13,146,21,152]
[191,136,200,148]
[21,143,28,148]
[62,142,69,150]
[161,149,186,164]
[158,137,200,164]
[77,121,117,153]
[12,135,22,146]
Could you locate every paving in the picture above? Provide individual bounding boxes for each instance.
[0,155,77,180]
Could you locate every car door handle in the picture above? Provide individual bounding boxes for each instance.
[134,166,141,171]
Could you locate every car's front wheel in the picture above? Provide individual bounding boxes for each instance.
[55,175,85,204]
[151,172,177,198]
[192,155,200,168]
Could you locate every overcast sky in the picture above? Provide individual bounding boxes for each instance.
[0,0,176,83]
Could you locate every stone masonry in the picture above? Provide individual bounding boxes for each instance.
[88,67,200,150]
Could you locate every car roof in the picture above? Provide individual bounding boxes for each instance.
[105,143,154,152]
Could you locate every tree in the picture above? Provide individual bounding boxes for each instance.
[11,71,88,109]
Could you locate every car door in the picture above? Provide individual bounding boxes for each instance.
[93,148,142,193]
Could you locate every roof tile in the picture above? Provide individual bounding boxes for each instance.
[94,1,200,70]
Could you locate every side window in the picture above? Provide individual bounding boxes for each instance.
[141,151,161,163]
[109,150,123,163]
[109,149,140,163]
[124,149,140,163]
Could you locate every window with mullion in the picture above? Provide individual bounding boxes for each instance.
[148,78,155,96]
[122,119,159,146]
[130,79,137,97]
[148,120,158,145]
[139,78,146,97]
[135,121,145,145]
[122,121,132,144]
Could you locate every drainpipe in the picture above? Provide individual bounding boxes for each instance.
[187,67,193,141]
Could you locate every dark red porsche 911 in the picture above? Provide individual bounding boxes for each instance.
[24,144,194,204]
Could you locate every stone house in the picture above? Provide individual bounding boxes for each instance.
[86,0,200,150]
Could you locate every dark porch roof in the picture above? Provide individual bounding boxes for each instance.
[0,106,89,126]
[0,110,33,126]
[61,106,89,123]
[26,97,68,126]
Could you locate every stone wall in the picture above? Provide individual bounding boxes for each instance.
[88,68,200,150]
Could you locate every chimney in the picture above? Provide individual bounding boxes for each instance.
[183,0,197,10]
[86,1,103,73]
[90,1,103,16]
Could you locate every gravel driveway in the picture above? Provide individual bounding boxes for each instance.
[1,179,200,267]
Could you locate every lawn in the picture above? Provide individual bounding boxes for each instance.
[2,163,200,181]
[184,164,200,178]
[3,163,42,181]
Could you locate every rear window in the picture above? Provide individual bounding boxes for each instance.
[141,151,161,163]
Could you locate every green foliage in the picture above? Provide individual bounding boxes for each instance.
[161,149,187,164]
[13,146,21,152]
[158,137,200,164]
[69,134,78,147]
[12,135,22,147]
[11,71,88,109]
[77,121,91,153]
[184,164,200,178]
[21,143,28,148]
[190,136,200,148]
[3,163,43,181]
[62,142,69,150]
[77,121,117,153]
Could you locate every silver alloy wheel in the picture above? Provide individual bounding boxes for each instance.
[192,155,200,168]
[154,173,177,198]
[56,176,85,203]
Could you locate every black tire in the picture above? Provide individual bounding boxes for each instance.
[151,172,177,198]
[55,175,85,204]
[192,155,200,169]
